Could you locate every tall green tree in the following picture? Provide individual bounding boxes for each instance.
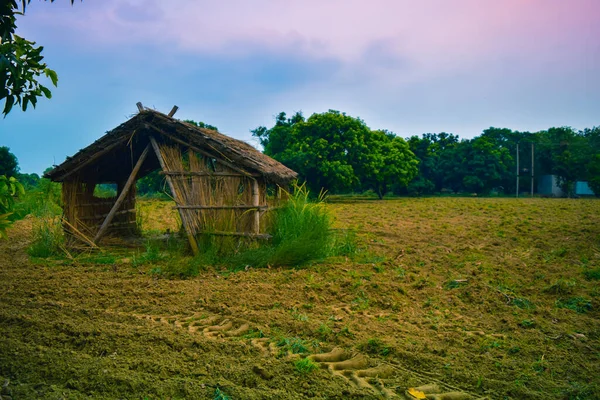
[1,0,77,116]
[359,130,418,199]
[0,146,18,177]
[253,110,418,196]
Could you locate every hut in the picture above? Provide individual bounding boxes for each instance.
[44,103,297,253]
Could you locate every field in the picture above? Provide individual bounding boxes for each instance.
[1,197,599,399]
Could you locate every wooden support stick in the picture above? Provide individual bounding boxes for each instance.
[149,136,200,255]
[252,179,260,234]
[62,218,99,249]
[94,144,150,244]
[136,102,144,112]
[168,105,179,117]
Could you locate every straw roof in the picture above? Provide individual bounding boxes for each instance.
[44,109,297,186]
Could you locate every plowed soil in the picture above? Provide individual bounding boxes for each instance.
[1,198,599,399]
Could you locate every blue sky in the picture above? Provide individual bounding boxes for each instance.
[1,0,599,174]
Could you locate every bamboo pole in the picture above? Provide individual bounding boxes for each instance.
[252,179,260,234]
[94,144,151,244]
[149,136,200,255]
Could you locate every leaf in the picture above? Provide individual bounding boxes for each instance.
[44,68,58,86]
[406,388,427,399]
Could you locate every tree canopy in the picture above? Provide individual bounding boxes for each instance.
[252,110,418,198]
[1,0,77,116]
[0,146,18,177]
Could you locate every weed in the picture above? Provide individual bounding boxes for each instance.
[583,268,600,281]
[276,337,309,355]
[133,241,165,266]
[512,297,535,310]
[444,279,467,290]
[544,279,576,295]
[556,297,592,313]
[519,319,536,328]
[213,387,231,400]
[317,323,332,340]
[290,307,309,322]
[360,338,393,356]
[295,358,319,374]
[28,217,63,258]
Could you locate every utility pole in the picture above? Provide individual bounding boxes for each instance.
[516,143,519,198]
[531,143,534,197]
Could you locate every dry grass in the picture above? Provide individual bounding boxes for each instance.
[0,197,598,399]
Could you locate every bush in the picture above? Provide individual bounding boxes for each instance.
[28,217,63,258]
[191,183,340,270]
[0,175,24,238]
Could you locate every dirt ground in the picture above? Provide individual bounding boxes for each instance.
[1,197,599,399]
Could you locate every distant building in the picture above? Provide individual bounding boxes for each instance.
[537,175,596,197]
[538,175,563,197]
[575,181,595,196]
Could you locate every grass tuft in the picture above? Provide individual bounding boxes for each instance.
[294,358,319,374]
[556,297,592,313]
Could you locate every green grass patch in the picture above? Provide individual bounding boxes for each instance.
[583,268,600,281]
[556,297,593,313]
[294,358,319,374]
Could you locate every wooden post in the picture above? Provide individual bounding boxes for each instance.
[136,102,144,112]
[252,179,260,234]
[168,105,179,117]
[94,144,150,244]
[149,136,199,255]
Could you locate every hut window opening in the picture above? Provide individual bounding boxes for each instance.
[94,183,117,198]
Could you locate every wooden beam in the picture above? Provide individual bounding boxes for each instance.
[149,136,200,256]
[93,144,150,244]
[168,105,179,117]
[174,205,269,210]
[136,102,144,112]
[252,179,260,234]
[160,171,260,177]
[143,123,258,181]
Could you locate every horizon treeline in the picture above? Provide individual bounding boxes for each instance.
[4,111,600,198]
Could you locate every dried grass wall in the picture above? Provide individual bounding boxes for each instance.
[62,179,137,243]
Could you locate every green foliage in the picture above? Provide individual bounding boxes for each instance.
[253,110,418,196]
[213,387,231,400]
[0,146,18,177]
[277,336,309,355]
[184,119,219,131]
[294,358,319,374]
[28,216,63,257]
[191,184,336,270]
[583,268,600,281]
[587,153,600,196]
[0,174,24,238]
[12,178,61,219]
[1,0,78,116]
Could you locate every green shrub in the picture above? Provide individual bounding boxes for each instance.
[191,183,338,270]
[28,217,63,258]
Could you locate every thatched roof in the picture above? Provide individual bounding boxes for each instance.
[44,109,297,186]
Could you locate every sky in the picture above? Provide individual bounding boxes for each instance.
[1,0,599,174]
